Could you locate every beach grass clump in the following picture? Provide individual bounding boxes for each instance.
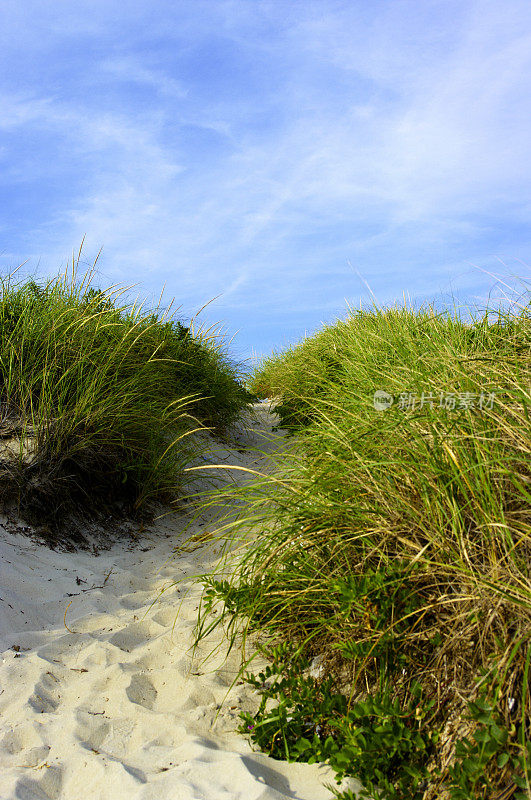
[198,292,531,799]
[248,318,352,429]
[0,266,253,543]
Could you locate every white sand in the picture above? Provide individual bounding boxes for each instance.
[0,404,362,800]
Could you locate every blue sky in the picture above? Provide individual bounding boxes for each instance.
[0,0,530,363]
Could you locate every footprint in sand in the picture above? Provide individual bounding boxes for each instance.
[0,723,49,765]
[14,763,63,800]
[108,620,165,653]
[126,673,158,710]
[68,612,122,635]
[35,634,87,666]
[75,715,111,752]
[149,605,182,628]
[28,672,62,714]
[117,591,157,611]
[125,671,216,713]
[133,651,189,675]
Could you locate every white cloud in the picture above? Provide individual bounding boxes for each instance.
[0,0,529,355]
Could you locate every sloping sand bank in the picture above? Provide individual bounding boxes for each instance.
[0,404,362,800]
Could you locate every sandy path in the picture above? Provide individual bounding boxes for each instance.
[0,404,361,800]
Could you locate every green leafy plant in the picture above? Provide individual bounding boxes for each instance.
[238,643,437,800]
[448,692,531,800]
[331,562,425,673]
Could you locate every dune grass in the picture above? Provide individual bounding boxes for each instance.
[196,290,531,800]
[0,264,253,543]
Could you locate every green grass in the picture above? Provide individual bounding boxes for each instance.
[196,289,531,800]
[0,264,254,543]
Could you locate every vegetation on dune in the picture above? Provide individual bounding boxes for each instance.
[0,263,253,544]
[197,289,531,800]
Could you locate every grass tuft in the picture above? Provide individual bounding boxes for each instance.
[0,262,253,544]
[197,287,531,800]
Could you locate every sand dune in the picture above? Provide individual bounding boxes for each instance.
[0,404,361,800]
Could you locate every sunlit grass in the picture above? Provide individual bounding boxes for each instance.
[0,257,253,543]
[196,287,531,799]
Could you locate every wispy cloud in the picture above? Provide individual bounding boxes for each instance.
[0,0,529,356]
